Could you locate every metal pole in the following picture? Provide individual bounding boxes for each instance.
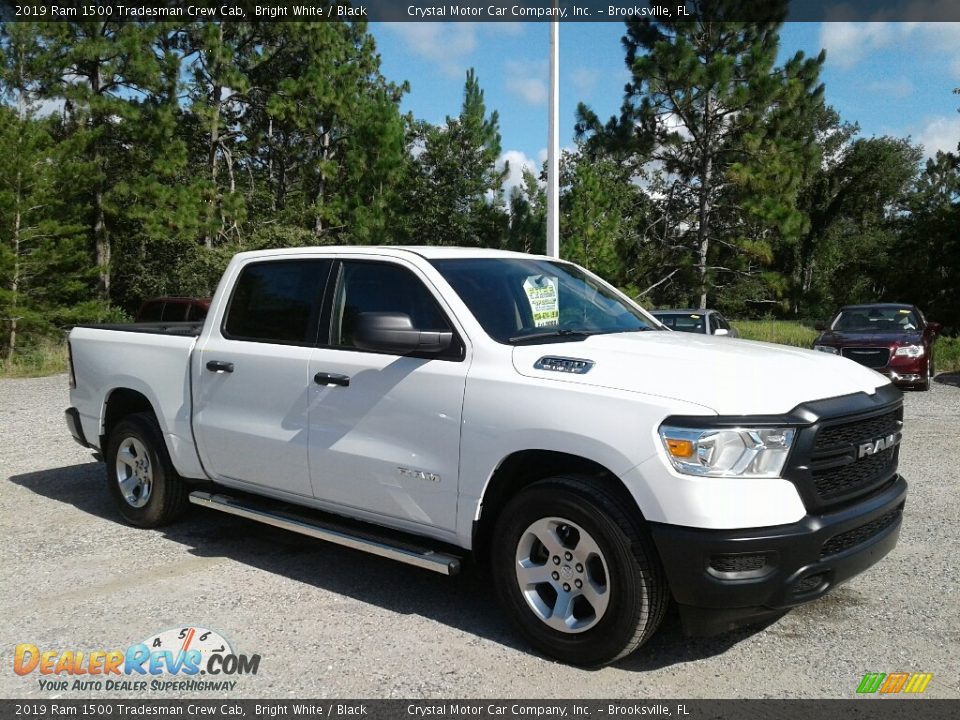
[546,17,560,258]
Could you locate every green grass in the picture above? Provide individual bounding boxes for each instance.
[732,319,960,374]
[1,339,68,378]
[732,320,819,349]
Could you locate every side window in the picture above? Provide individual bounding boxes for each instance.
[714,314,730,331]
[332,261,451,349]
[224,260,331,344]
[138,302,163,322]
[160,303,184,322]
[187,304,208,322]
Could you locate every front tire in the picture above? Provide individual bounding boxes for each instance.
[105,412,189,527]
[490,476,667,667]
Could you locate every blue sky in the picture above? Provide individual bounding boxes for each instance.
[370,21,960,192]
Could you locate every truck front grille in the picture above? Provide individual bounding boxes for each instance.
[813,447,896,500]
[841,347,890,369]
[785,402,902,512]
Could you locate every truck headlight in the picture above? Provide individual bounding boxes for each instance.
[813,345,838,354]
[894,344,924,358]
[658,425,796,478]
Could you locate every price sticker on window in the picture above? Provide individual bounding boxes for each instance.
[523,275,560,327]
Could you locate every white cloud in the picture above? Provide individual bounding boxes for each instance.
[866,77,914,99]
[819,22,895,69]
[384,22,525,79]
[819,20,960,70]
[498,150,540,197]
[505,60,548,106]
[570,68,600,98]
[915,116,960,157]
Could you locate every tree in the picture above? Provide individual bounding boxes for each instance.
[583,0,825,307]
[0,24,100,361]
[32,21,166,298]
[408,69,509,247]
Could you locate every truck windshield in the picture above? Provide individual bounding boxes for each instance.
[431,258,657,344]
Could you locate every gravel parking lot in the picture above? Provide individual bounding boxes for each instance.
[1,374,958,699]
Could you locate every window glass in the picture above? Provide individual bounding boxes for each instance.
[653,313,706,334]
[832,307,920,332]
[187,304,208,322]
[332,262,451,348]
[432,258,654,344]
[138,302,163,322]
[160,303,185,322]
[224,260,331,344]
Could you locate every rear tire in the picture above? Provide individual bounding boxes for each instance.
[105,412,189,527]
[490,476,667,667]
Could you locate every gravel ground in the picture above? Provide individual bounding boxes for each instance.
[1,374,958,699]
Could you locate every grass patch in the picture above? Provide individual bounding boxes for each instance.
[1,338,68,378]
[934,336,960,375]
[732,320,819,349]
[732,319,960,374]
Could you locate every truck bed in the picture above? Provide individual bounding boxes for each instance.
[76,321,203,337]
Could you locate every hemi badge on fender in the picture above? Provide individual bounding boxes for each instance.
[858,432,902,459]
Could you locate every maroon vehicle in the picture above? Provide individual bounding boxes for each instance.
[813,303,941,391]
[135,296,210,323]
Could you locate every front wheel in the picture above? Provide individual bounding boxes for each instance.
[490,476,667,667]
[105,412,189,527]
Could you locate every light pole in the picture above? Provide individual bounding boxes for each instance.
[546,15,560,258]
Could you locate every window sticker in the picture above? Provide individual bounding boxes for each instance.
[523,275,560,327]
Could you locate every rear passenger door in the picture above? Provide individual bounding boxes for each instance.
[193,259,333,498]
[307,258,469,534]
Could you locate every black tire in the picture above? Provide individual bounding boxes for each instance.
[105,412,189,527]
[490,475,668,667]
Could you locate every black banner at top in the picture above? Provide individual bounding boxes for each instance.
[3,0,960,23]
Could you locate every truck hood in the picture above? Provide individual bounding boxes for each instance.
[511,331,890,415]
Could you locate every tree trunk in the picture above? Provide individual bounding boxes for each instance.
[697,156,712,309]
[91,64,110,298]
[313,131,330,236]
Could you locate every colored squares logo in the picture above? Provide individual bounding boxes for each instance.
[857,672,933,695]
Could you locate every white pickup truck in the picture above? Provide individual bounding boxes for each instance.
[66,247,907,666]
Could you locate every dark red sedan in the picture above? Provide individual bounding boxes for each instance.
[812,303,941,391]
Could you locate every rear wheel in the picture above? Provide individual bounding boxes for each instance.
[490,476,667,667]
[105,412,189,527]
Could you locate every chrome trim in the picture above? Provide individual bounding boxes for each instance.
[188,492,460,575]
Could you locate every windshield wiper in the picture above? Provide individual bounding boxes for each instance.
[507,329,600,344]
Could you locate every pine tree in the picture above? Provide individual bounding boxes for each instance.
[593,0,824,307]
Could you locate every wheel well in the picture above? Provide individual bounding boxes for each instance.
[101,389,156,447]
[472,450,644,560]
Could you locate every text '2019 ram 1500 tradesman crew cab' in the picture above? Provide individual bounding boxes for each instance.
[66,247,907,667]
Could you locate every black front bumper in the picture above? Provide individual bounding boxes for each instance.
[649,475,907,636]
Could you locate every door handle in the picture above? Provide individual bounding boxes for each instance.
[314,372,350,387]
[206,360,234,373]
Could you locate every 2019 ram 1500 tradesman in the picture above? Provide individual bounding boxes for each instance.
[65,247,907,667]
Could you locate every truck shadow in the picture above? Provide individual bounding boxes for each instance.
[10,462,769,671]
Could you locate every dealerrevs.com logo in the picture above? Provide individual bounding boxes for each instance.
[14,626,261,692]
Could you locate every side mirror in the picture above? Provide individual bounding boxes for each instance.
[926,321,942,336]
[713,328,729,336]
[353,312,452,355]
[814,321,827,332]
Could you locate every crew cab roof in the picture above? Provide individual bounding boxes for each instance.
[229,246,553,262]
